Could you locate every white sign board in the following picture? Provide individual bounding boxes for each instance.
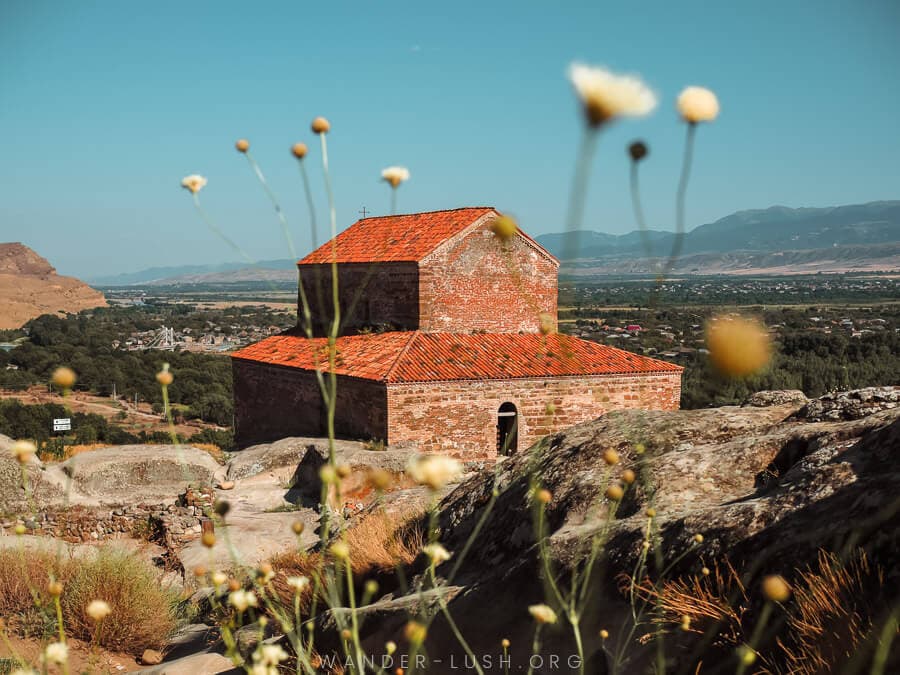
[52,418,71,432]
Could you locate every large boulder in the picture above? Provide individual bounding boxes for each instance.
[226,437,414,482]
[59,445,224,504]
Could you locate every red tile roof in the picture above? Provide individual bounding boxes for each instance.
[232,332,682,383]
[298,207,496,264]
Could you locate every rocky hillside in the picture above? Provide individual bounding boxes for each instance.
[0,243,106,329]
[2,388,898,673]
[325,388,900,673]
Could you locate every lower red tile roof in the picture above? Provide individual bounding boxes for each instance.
[231,331,682,383]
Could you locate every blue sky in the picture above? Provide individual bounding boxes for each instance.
[1,0,898,278]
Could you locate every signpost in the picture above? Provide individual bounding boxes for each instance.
[52,418,71,432]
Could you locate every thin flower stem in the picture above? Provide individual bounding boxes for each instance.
[448,487,499,585]
[562,128,600,262]
[664,123,697,278]
[343,559,365,673]
[244,152,296,257]
[536,506,566,609]
[390,187,397,216]
[736,601,773,675]
[54,595,70,675]
[431,565,484,675]
[576,499,618,609]
[629,160,654,259]
[526,625,543,675]
[192,194,256,264]
[295,157,328,332]
[570,614,585,675]
[296,158,319,251]
[320,133,340,466]
[869,607,900,675]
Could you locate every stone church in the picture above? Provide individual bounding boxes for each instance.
[231,207,682,459]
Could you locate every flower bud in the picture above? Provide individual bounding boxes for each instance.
[311,117,331,134]
[628,141,648,162]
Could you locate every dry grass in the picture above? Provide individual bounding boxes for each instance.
[342,508,425,575]
[187,442,226,463]
[630,549,892,674]
[775,549,885,675]
[268,508,425,611]
[630,559,749,647]
[38,443,108,462]
[0,545,179,653]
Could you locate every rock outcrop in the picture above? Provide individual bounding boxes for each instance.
[59,444,225,503]
[0,242,106,329]
[794,385,900,421]
[322,390,900,673]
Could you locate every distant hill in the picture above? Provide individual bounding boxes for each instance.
[537,201,900,273]
[94,201,900,285]
[90,259,297,286]
[0,243,106,329]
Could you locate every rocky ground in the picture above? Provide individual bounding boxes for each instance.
[1,386,898,673]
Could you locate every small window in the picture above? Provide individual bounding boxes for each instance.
[497,402,518,456]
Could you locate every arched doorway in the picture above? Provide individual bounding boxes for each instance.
[497,402,518,456]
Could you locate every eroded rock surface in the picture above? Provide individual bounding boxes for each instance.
[795,385,900,421]
[338,390,900,673]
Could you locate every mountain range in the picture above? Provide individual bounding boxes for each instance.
[89,201,900,285]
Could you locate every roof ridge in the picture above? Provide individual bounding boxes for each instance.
[384,331,420,381]
[357,206,495,220]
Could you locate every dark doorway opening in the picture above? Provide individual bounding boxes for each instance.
[497,402,518,456]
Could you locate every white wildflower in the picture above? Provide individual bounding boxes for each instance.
[43,641,68,665]
[228,589,258,612]
[381,166,411,188]
[286,575,310,593]
[86,599,111,621]
[254,644,289,667]
[11,440,36,464]
[677,86,720,123]
[180,174,207,194]
[528,604,558,624]
[568,63,657,127]
[407,454,463,490]
[423,543,453,565]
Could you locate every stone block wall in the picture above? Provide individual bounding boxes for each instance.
[386,372,682,460]
[233,359,388,447]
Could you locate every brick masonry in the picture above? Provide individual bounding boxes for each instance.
[386,372,682,460]
[418,218,558,333]
[233,359,388,447]
[297,215,558,336]
[234,207,682,456]
[299,262,419,336]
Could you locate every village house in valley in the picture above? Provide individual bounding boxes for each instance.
[231,207,682,459]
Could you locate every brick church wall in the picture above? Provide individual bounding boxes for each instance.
[298,262,419,336]
[418,221,558,333]
[386,372,682,460]
[233,359,388,447]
